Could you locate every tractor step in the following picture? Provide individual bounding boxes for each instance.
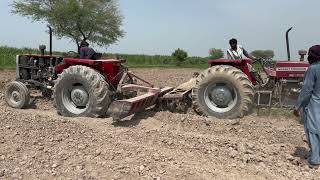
[255,90,273,116]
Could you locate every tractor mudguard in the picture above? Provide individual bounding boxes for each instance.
[208,59,256,85]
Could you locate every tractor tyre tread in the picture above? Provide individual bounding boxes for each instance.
[53,65,111,118]
[192,65,254,119]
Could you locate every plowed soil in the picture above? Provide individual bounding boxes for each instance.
[0,69,318,180]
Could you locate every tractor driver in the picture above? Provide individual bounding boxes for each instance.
[227,38,256,61]
[79,41,97,60]
[226,38,263,84]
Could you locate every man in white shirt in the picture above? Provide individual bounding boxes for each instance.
[227,38,256,60]
[227,38,263,84]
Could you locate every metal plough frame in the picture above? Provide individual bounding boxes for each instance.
[108,70,173,120]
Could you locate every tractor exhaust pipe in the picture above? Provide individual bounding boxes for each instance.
[47,25,53,56]
[286,27,293,61]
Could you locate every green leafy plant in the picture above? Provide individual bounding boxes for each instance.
[172,48,188,66]
[208,48,224,59]
[251,50,275,59]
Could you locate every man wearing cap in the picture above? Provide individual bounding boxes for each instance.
[294,45,320,169]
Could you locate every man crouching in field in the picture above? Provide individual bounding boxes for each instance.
[294,45,320,169]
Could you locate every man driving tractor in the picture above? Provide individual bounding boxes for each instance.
[227,38,257,61]
[79,41,97,60]
[227,38,262,84]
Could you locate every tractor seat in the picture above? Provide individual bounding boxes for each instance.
[91,53,102,60]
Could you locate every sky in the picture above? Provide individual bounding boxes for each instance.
[0,0,319,59]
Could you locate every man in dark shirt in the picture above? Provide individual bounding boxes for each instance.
[79,41,96,59]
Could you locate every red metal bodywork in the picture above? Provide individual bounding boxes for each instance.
[264,61,309,78]
[54,58,125,86]
[18,55,125,84]
[208,58,310,84]
[208,59,256,84]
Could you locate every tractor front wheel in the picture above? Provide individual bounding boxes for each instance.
[5,81,30,109]
[53,65,111,118]
[192,65,254,119]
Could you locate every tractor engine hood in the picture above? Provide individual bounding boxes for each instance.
[264,61,309,78]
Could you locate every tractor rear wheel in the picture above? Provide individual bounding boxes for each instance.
[53,65,111,118]
[192,65,254,119]
[5,81,30,109]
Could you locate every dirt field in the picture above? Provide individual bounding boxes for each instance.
[0,68,318,180]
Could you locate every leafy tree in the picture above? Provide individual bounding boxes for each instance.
[12,0,124,52]
[172,48,188,66]
[250,50,275,59]
[209,48,224,59]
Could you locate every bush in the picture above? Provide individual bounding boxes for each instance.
[209,48,224,59]
[251,50,275,59]
[172,48,188,66]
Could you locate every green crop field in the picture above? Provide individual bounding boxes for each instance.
[0,46,37,69]
[0,46,264,70]
[0,46,210,69]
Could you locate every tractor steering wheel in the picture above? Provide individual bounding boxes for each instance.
[252,57,272,87]
[252,57,263,64]
[65,51,79,58]
[68,51,78,55]
[253,57,274,68]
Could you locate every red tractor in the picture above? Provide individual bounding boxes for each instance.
[5,26,173,120]
[189,57,308,119]
[188,27,309,118]
[5,26,309,120]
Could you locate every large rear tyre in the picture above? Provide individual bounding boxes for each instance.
[5,81,30,109]
[53,65,111,118]
[192,65,254,119]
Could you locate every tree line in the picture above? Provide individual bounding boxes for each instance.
[172,48,275,66]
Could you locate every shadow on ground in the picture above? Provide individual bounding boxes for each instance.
[292,146,309,160]
[112,108,158,127]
